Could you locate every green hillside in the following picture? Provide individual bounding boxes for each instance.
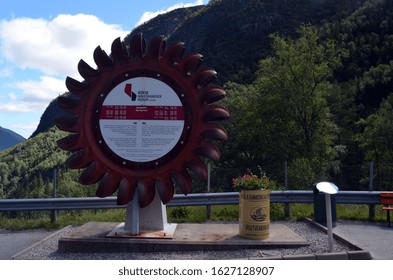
[0,127,95,199]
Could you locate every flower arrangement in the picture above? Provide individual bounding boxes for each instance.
[232,172,273,191]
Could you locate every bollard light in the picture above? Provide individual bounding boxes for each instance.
[315,182,339,252]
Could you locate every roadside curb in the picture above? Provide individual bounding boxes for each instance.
[248,218,373,260]
[304,218,365,250]
[300,218,371,260]
[248,250,372,260]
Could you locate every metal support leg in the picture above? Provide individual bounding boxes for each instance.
[124,190,139,235]
[325,193,334,252]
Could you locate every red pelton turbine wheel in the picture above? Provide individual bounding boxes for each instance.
[56,34,229,208]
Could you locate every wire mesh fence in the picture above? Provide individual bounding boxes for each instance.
[1,161,393,200]
[1,161,392,222]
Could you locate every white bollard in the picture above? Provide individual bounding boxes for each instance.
[316,182,339,253]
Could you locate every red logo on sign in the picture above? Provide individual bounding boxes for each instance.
[124,84,137,101]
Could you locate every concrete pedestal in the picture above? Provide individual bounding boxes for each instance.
[108,188,176,238]
[58,222,309,253]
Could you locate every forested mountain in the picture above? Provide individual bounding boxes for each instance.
[0,127,95,199]
[0,126,25,151]
[33,0,367,136]
[325,0,393,116]
[127,0,366,84]
[2,0,393,199]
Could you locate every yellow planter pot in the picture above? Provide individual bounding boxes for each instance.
[239,189,270,240]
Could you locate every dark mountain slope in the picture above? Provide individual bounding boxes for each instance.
[0,126,25,151]
[33,0,367,136]
[126,0,367,84]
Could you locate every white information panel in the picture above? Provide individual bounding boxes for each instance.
[99,77,185,163]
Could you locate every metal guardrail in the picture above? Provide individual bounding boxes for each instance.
[0,191,383,212]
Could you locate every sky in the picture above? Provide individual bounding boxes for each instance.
[0,0,208,139]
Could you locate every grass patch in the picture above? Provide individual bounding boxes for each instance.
[0,216,58,231]
[336,204,388,222]
[0,209,127,231]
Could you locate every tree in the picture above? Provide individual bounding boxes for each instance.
[356,93,393,189]
[225,25,346,187]
[357,94,393,162]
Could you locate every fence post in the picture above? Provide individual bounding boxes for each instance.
[284,161,290,218]
[206,163,211,220]
[368,161,375,220]
[51,168,57,223]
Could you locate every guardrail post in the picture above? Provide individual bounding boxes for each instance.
[50,168,57,223]
[284,161,290,218]
[206,163,212,220]
[369,161,375,220]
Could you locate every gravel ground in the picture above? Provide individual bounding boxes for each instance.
[12,221,357,260]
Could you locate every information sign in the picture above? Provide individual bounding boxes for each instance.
[99,77,185,163]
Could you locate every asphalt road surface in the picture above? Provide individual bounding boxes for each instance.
[333,220,393,260]
[0,228,55,260]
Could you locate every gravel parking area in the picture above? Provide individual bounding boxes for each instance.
[12,221,358,260]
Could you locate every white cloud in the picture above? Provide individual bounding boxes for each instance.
[13,121,39,131]
[15,75,65,102]
[10,121,39,139]
[0,14,128,78]
[8,92,17,100]
[0,14,128,115]
[0,101,44,113]
[0,13,129,138]
[137,0,205,26]
[0,76,65,113]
